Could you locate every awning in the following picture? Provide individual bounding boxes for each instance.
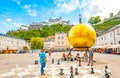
[91,46,103,48]
[107,44,120,48]
[91,44,111,48]
[102,44,111,48]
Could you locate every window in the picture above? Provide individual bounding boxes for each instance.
[58,42,60,44]
[58,37,60,39]
[110,33,112,37]
[111,42,113,44]
[118,41,120,44]
[117,30,120,35]
[62,37,64,39]
[104,36,106,40]
[101,37,103,40]
[62,42,64,44]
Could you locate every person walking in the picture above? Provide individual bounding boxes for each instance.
[48,51,51,57]
[87,48,94,66]
[40,49,46,75]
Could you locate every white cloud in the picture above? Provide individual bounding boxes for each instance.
[24,5,37,16]
[80,0,120,21]
[54,0,80,13]
[6,18,12,22]
[13,0,21,5]
[6,18,22,28]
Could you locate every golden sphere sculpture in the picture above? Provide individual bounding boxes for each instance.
[68,23,96,48]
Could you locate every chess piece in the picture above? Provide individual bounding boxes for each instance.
[79,58,81,66]
[35,60,38,64]
[57,60,60,65]
[105,65,108,70]
[52,58,54,64]
[70,66,74,78]
[59,69,64,75]
[75,68,79,75]
[90,66,94,74]
[104,65,110,78]
[105,71,109,78]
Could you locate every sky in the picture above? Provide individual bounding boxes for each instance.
[0,0,120,34]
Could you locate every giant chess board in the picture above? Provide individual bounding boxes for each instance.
[0,60,106,78]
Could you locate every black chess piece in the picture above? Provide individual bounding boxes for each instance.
[90,66,94,74]
[57,60,60,65]
[35,60,38,64]
[105,65,108,70]
[59,69,64,75]
[70,66,74,78]
[105,71,109,78]
[52,58,54,64]
[79,58,81,66]
[105,65,110,78]
[75,68,79,75]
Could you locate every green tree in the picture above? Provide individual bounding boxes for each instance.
[117,10,120,15]
[7,24,71,40]
[95,16,101,23]
[40,30,49,37]
[104,18,108,21]
[30,37,44,49]
[88,16,101,24]
[42,25,50,30]
[62,25,71,33]
[51,24,63,33]
[110,12,114,17]
[23,46,28,52]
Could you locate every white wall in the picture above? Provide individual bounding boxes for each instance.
[0,35,29,50]
[95,26,120,46]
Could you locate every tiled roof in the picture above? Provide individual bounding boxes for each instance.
[47,36,55,38]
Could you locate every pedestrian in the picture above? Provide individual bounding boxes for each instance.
[87,48,94,66]
[83,51,88,61]
[40,49,46,75]
[62,53,66,61]
[48,51,51,57]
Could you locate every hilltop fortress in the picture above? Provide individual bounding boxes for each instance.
[20,17,70,30]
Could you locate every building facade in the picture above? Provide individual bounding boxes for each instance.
[20,25,29,30]
[95,24,120,46]
[44,36,55,50]
[54,32,69,51]
[0,33,29,51]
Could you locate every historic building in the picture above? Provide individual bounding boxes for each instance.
[20,17,71,30]
[0,33,29,52]
[20,25,29,30]
[44,36,55,50]
[54,32,70,51]
[43,32,70,51]
[95,24,120,46]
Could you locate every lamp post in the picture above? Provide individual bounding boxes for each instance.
[79,14,82,23]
